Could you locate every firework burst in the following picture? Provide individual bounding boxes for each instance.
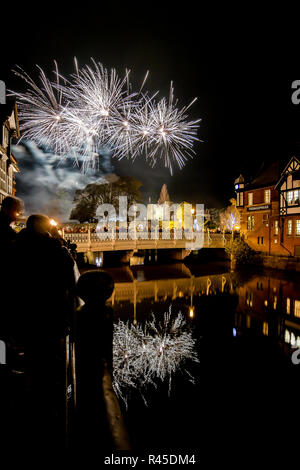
[11,63,70,156]
[10,59,201,173]
[139,83,200,174]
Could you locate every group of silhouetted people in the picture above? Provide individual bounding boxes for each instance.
[0,196,115,450]
[0,196,78,447]
[1,196,76,344]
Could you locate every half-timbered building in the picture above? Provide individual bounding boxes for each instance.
[0,99,20,206]
[275,156,300,257]
[235,161,283,255]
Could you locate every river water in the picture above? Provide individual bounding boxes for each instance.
[104,259,300,457]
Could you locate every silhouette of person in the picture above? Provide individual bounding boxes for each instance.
[11,213,76,341]
[0,196,23,246]
[7,214,76,447]
[0,197,24,347]
[0,196,24,449]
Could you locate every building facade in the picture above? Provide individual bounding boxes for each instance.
[235,161,285,255]
[235,158,300,257]
[275,156,300,257]
[0,99,20,206]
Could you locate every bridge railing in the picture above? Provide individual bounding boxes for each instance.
[62,227,232,247]
[65,233,89,243]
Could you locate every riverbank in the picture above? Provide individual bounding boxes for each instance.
[261,254,300,272]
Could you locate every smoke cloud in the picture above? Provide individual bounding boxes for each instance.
[12,141,115,222]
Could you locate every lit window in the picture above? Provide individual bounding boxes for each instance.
[287,190,300,205]
[264,189,271,204]
[287,297,290,314]
[295,300,300,318]
[247,215,255,230]
[248,193,253,206]
[291,332,296,346]
[263,322,269,336]
[296,220,300,236]
[285,330,290,343]
[287,220,293,235]
[274,220,279,235]
[287,191,293,205]
[237,192,244,206]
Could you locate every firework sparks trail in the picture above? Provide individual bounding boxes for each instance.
[10,59,201,173]
[134,83,200,174]
[11,63,70,156]
[112,307,199,406]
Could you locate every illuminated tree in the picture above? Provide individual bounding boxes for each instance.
[219,200,240,232]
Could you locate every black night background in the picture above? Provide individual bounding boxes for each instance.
[2,11,300,207]
[1,6,300,467]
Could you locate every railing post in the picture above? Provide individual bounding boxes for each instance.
[87,224,91,248]
[207,228,212,245]
[222,228,226,246]
[72,270,130,451]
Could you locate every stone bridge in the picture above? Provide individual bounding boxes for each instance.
[62,229,231,253]
[61,227,232,263]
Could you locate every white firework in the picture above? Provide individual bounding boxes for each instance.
[12,63,70,156]
[112,93,158,163]
[62,59,135,147]
[105,98,139,162]
[112,307,199,406]
[11,59,200,173]
[144,83,200,174]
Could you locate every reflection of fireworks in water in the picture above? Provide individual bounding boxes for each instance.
[11,59,200,173]
[113,307,199,406]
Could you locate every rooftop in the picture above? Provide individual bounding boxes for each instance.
[247,160,281,189]
[0,98,16,124]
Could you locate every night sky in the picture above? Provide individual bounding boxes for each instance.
[2,8,300,208]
